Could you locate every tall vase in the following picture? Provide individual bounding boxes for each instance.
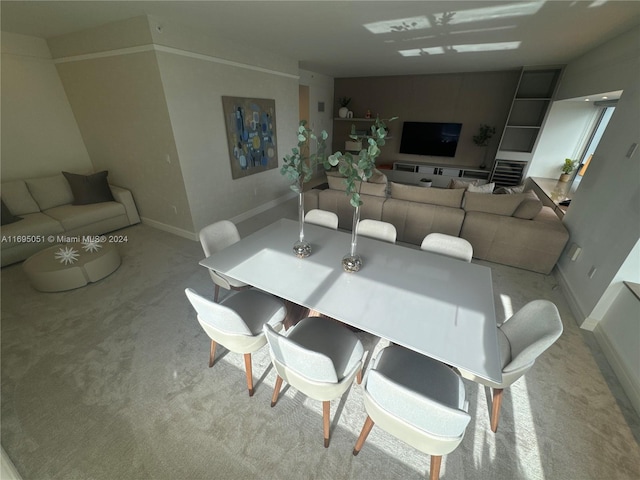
[342,205,362,272]
[293,191,311,258]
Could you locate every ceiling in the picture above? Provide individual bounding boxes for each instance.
[2,1,639,78]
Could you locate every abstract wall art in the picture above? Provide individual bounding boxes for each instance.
[221,96,278,179]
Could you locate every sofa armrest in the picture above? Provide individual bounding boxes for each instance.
[109,185,140,225]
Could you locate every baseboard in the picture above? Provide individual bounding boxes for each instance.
[228,192,296,224]
[140,217,198,241]
[555,264,592,329]
[593,326,640,418]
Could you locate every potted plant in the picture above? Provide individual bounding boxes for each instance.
[325,116,395,272]
[281,120,328,257]
[472,124,496,169]
[338,96,351,118]
[560,158,578,182]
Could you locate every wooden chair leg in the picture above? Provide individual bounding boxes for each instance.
[214,284,220,303]
[353,415,375,456]
[491,388,503,433]
[244,353,254,396]
[208,340,217,368]
[323,401,331,448]
[271,375,283,407]
[429,455,442,480]
[356,369,363,385]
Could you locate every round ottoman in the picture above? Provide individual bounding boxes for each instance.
[23,241,121,292]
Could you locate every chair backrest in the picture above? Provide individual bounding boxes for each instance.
[357,219,397,243]
[199,220,241,257]
[185,288,252,336]
[500,299,563,375]
[263,323,339,383]
[420,233,473,262]
[305,209,339,229]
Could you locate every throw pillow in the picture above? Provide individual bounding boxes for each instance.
[448,179,475,189]
[467,182,495,193]
[1,199,23,225]
[513,191,543,219]
[494,184,526,194]
[62,171,115,205]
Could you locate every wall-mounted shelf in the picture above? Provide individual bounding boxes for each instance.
[334,117,375,122]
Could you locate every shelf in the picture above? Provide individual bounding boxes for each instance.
[334,117,375,121]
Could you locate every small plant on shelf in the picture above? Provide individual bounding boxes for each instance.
[559,158,578,182]
[338,96,351,108]
[472,124,496,169]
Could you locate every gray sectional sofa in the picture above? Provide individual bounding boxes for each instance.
[1,173,140,266]
[305,172,569,274]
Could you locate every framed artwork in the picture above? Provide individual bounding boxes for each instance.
[221,96,278,179]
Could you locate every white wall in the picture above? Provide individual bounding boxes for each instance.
[528,100,599,178]
[0,32,92,180]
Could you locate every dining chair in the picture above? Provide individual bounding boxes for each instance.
[199,220,249,302]
[304,209,339,229]
[185,288,286,396]
[357,219,397,243]
[264,316,365,447]
[457,299,563,432]
[353,345,471,480]
[420,232,473,262]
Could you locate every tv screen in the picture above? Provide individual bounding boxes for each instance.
[399,121,462,157]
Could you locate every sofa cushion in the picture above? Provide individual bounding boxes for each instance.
[1,199,22,225]
[1,180,41,215]
[44,201,126,231]
[463,191,526,216]
[63,171,115,205]
[390,182,464,208]
[0,212,64,247]
[25,174,75,210]
[512,191,543,219]
[326,171,387,197]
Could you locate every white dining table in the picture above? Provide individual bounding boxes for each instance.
[200,218,502,383]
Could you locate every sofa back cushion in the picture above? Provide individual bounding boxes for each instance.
[390,182,464,208]
[463,191,542,218]
[25,174,74,211]
[326,171,387,197]
[1,180,40,215]
[1,199,22,225]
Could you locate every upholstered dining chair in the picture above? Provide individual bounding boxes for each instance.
[304,209,339,229]
[353,345,471,480]
[185,288,286,396]
[199,220,249,302]
[357,219,397,244]
[420,233,473,262]
[458,299,563,432]
[264,316,365,447]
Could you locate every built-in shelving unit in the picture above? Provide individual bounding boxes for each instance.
[494,67,562,170]
[332,117,393,152]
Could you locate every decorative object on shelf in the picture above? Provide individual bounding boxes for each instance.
[472,124,496,169]
[559,158,578,182]
[338,96,351,118]
[346,110,354,118]
[327,116,396,272]
[281,121,328,258]
[365,109,372,119]
[419,178,433,188]
[221,96,278,179]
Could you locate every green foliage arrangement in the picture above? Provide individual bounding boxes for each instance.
[338,96,351,108]
[562,158,578,174]
[281,121,328,193]
[472,124,496,147]
[326,117,396,207]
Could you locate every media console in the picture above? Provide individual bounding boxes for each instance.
[386,162,490,188]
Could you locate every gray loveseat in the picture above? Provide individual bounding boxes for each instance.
[1,173,140,266]
[305,172,569,274]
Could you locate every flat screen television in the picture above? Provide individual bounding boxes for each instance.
[399,121,462,158]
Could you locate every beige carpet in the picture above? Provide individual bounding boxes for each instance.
[2,218,639,479]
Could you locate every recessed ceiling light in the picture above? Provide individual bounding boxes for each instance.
[602,96,608,99]
[584,98,590,101]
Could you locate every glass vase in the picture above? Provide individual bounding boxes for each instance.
[293,191,311,258]
[342,205,362,272]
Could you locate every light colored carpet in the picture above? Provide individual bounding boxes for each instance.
[2,217,639,479]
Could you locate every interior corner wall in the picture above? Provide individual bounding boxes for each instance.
[298,69,334,144]
[1,32,92,181]
[54,50,194,234]
[555,25,640,321]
